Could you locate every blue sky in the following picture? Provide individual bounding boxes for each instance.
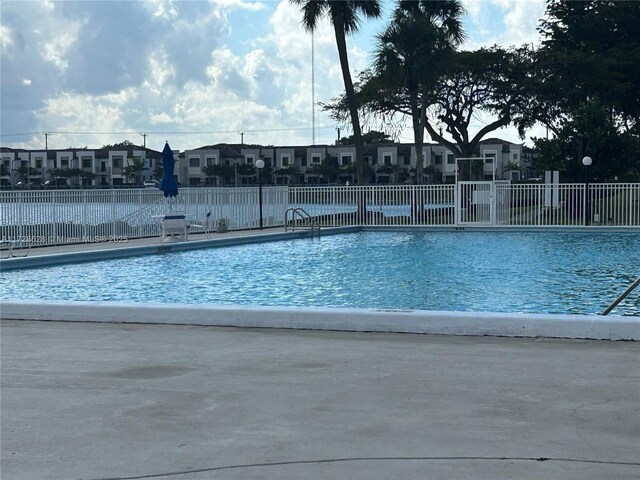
[0,0,546,152]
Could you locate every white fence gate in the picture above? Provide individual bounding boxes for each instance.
[456,181,517,226]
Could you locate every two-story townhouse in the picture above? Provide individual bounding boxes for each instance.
[183,146,219,185]
[0,138,527,187]
[478,139,524,181]
[272,146,296,185]
[184,144,251,186]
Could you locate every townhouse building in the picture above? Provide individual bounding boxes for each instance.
[1,145,162,188]
[1,138,527,188]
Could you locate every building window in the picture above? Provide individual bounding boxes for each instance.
[435,154,443,165]
[311,154,321,164]
[281,155,290,167]
[301,157,307,167]
[383,154,392,166]
[82,157,92,168]
[189,157,200,168]
[101,162,106,172]
[112,156,123,168]
[206,157,215,166]
[403,156,410,166]
[245,155,254,165]
[512,153,519,161]
[36,159,43,168]
[371,156,378,165]
[341,155,352,166]
[484,152,496,164]
[61,157,69,168]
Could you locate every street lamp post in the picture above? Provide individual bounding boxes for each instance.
[582,156,592,226]
[256,159,265,229]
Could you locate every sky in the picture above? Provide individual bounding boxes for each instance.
[0,0,547,153]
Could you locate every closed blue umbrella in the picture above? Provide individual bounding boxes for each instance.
[159,142,179,198]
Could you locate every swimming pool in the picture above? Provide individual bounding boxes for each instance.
[1,231,638,316]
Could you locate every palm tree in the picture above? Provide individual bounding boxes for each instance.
[374,0,465,185]
[123,158,147,185]
[291,0,381,187]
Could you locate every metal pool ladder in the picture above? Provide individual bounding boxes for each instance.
[285,207,320,236]
[602,277,640,315]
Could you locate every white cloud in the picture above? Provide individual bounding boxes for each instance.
[41,23,82,71]
[2,0,548,151]
[144,48,176,94]
[149,112,174,124]
[461,0,545,49]
[0,24,15,53]
[212,0,266,12]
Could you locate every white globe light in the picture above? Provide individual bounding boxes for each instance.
[255,159,265,169]
[582,156,592,166]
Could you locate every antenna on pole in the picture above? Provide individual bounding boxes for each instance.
[238,131,245,146]
[311,29,316,146]
[140,132,148,148]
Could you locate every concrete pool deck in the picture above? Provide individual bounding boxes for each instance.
[1,320,639,480]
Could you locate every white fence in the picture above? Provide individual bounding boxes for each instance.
[1,183,638,248]
[0,187,288,247]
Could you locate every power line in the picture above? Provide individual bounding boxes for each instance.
[0,126,337,138]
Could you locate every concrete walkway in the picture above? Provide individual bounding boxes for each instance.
[1,320,638,480]
[1,227,289,258]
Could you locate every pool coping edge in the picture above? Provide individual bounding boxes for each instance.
[2,300,638,341]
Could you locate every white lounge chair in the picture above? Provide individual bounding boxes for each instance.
[162,214,188,242]
[189,210,213,239]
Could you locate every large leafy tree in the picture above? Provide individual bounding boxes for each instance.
[327,46,531,160]
[307,155,341,183]
[101,140,134,149]
[532,99,640,181]
[291,0,381,186]
[201,164,234,186]
[424,46,531,158]
[534,0,640,133]
[521,0,640,178]
[374,0,464,184]
[338,129,393,145]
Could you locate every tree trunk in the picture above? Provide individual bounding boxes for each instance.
[410,89,424,185]
[333,18,366,220]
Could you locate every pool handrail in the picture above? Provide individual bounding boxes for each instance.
[285,207,320,236]
[602,277,640,315]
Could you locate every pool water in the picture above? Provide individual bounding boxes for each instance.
[1,232,639,316]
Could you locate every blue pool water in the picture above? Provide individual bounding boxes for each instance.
[1,232,639,316]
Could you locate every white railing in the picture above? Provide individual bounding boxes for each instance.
[0,187,289,247]
[495,183,640,227]
[1,183,637,248]
[289,185,455,226]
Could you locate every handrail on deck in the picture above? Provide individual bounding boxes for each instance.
[601,277,640,315]
[285,207,320,236]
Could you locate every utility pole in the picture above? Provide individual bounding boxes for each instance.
[311,30,315,146]
[239,131,244,146]
[43,132,52,186]
[140,132,148,148]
